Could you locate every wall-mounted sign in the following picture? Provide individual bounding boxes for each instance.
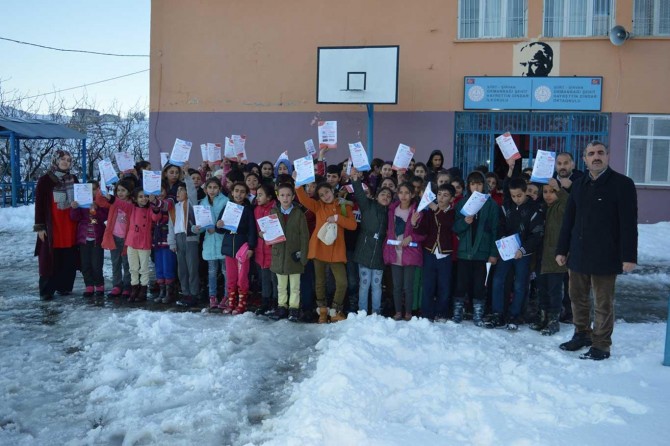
[464,76,602,111]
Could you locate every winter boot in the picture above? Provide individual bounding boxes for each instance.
[135,285,148,303]
[541,313,560,336]
[506,315,524,331]
[155,280,166,302]
[107,286,122,298]
[318,307,329,324]
[579,347,610,361]
[83,286,94,298]
[254,304,269,316]
[209,295,219,309]
[472,301,485,327]
[94,285,105,298]
[559,331,592,351]
[128,285,140,303]
[122,288,131,301]
[221,290,237,314]
[484,313,505,329]
[176,295,197,307]
[331,311,347,323]
[232,292,248,315]
[452,300,465,324]
[162,281,177,304]
[529,310,548,331]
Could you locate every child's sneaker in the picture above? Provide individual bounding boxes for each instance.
[484,313,505,329]
[82,286,94,298]
[107,287,122,298]
[94,286,105,297]
[209,296,219,309]
[270,307,288,320]
[176,295,196,307]
[288,308,300,322]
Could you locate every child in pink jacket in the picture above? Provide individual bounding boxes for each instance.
[101,187,160,302]
[382,182,425,320]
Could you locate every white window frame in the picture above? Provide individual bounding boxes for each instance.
[633,0,670,36]
[627,114,670,186]
[458,0,527,40]
[543,0,614,37]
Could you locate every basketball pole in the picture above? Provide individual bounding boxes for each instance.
[366,104,374,160]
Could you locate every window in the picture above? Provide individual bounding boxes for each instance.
[627,115,670,185]
[458,0,527,39]
[544,0,612,37]
[634,0,670,36]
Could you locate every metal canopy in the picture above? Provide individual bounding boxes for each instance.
[0,116,86,140]
[0,115,88,207]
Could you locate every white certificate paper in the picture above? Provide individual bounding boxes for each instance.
[460,191,489,217]
[207,143,222,163]
[343,182,368,194]
[348,142,371,171]
[224,137,237,160]
[417,186,437,212]
[73,183,93,208]
[232,135,247,163]
[200,144,208,163]
[531,150,556,184]
[98,159,119,186]
[495,132,522,161]
[170,138,192,166]
[305,139,317,158]
[143,170,162,195]
[257,214,286,245]
[496,233,522,261]
[318,121,337,149]
[160,152,169,168]
[114,152,135,172]
[221,201,245,232]
[392,144,415,171]
[294,155,316,186]
[193,205,215,229]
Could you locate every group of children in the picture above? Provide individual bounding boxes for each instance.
[65,148,569,332]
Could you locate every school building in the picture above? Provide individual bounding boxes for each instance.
[149,0,670,222]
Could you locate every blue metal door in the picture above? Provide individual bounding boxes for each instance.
[454,112,609,177]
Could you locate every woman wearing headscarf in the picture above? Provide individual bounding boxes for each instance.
[34,149,79,300]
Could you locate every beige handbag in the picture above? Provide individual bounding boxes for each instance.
[317,222,338,245]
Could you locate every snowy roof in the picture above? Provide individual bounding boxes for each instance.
[0,115,86,140]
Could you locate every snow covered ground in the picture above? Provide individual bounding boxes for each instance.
[1,205,669,445]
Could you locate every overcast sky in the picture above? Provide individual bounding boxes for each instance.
[0,0,150,115]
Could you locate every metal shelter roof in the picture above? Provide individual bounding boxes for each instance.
[0,115,86,140]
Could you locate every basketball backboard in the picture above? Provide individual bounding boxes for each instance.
[317,46,399,104]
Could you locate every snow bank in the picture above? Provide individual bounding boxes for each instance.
[255,314,669,446]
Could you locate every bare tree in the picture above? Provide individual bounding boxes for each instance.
[0,83,149,183]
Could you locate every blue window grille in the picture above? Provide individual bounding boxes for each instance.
[453,111,609,177]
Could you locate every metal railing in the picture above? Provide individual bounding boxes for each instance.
[0,182,36,207]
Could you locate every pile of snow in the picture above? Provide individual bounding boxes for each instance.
[638,222,670,265]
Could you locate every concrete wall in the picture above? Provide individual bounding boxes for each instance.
[150,0,670,222]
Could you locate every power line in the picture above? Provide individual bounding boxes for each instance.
[0,36,149,57]
[4,69,150,103]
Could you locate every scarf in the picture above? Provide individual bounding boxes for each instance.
[50,151,76,210]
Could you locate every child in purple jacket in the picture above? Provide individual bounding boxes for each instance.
[70,181,109,298]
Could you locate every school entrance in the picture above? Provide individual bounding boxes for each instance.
[453,112,610,180]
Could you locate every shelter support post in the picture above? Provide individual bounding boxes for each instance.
[10,133,19,207]
[665,295,670,366]
[366,104,374,161]
[82,138,87,182]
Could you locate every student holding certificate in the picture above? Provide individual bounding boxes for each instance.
[452,171,500,326]
[70,180,108,299]
[268,183,310,322]
[486,178,545,331]
[215,181,258,314]
[253,184,278,316]
[194,177,229,311]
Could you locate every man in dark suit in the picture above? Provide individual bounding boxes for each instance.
[555,141,638,360]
